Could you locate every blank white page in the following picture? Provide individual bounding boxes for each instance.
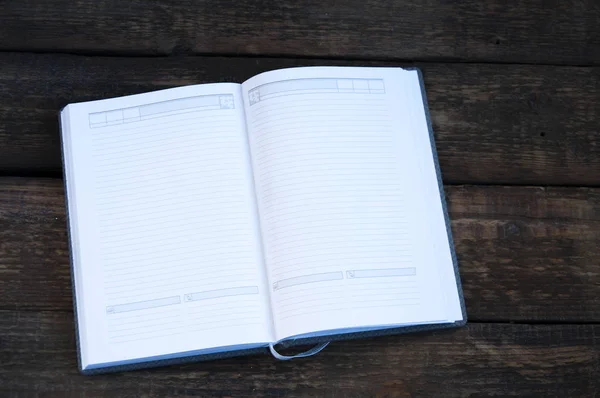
[242,67,462,340]
[61,83,272,369]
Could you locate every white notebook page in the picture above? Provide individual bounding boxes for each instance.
[62,84,272,368]
[242,67,461,340]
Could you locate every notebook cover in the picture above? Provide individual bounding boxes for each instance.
[59,67,466,375]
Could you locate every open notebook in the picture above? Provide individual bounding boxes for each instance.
[59,66,466,374]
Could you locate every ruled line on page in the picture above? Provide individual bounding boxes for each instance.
[272,272,344,291]
[183,286,259,302]
[105,295,181,315]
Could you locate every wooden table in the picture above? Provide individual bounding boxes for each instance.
[1,1,599,396]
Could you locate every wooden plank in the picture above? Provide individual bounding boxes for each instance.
[1,311,598,396]
[0,54,598,185]
[1,178,598,321]
[0,1,599,65]
[448,185,600,322]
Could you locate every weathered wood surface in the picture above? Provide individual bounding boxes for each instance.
[1,178,598,321]
[1,53,598,184]
[0,0,599,65]
[1,312,598,397]
[1,1,599,393]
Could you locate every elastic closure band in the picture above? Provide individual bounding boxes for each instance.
[268,341,330,360]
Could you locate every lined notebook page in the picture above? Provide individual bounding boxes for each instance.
[242,68,456,340]
[62,84,272,368]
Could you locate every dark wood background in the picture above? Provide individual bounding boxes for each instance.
[1,1,599,396]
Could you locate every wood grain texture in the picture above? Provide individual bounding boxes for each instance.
[0,53,598,184]
[1,178,598,321]
[0,311,598,397]
[0,0,599,65]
